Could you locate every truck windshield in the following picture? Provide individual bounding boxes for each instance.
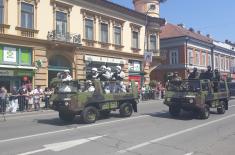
[56,81,78,93]
[167,80,200,92]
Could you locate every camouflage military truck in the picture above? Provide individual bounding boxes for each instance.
[164,79,230,119]
[49,80,138,123]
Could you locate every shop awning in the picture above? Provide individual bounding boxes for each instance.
[0,65,37,70]
[85,55,126,64]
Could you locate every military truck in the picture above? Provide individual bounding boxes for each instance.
[164,79,230,119]
[49,80,138,123]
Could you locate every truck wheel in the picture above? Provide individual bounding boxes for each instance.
[199,105,210,119]
[82,106,98,124]
[100,110,111,118]
[120,102,133,117]
[169,105,181,117]
[59,111,75,122]
[217,101,226,114]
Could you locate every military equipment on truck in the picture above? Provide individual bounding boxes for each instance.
[49,80,138,124]
[164,79,230,119]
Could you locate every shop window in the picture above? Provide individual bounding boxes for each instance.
[20,48,31,65]
[0,0,3,24]
[21,2,34,29]
[85,18,94,40]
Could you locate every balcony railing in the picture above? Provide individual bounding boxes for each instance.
[47,30,81,46]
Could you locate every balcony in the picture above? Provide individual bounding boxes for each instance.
[0,24,10,34]
[47,30,81,46]
[15,27,39,38]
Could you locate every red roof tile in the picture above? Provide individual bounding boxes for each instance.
[160,23,213,43]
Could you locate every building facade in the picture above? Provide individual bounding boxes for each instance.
[151,23,235,83]
[0,0,164,91]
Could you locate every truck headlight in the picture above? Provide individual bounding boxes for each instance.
[189,98,194,103]
[65,102,69,106]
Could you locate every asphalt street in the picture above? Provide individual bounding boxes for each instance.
[0,99,235,155]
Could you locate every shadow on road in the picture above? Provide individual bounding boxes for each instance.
[36,113,123,126]
[143,110,196,121]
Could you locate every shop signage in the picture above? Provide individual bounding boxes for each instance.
[85,55,126,64]
[129,61,141,72]
[16,70,34,77]
[3,47,17,63]
[0,70,14,76]
[144,51,153,63]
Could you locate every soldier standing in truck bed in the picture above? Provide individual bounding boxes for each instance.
[204,66,213,80]
[188,67,199,79]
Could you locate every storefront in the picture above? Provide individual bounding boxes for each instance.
[84,55,126,78]
[0,45,35,91]
[128,60,144,90]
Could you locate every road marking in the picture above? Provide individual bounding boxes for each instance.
[184,152,193,155]
[117,113,235,153]
[229,105,235,108]
[6,113,56,120]
[17,135,105,155]
[0,115,149,143]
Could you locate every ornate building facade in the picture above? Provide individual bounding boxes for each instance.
[0,0,165,91]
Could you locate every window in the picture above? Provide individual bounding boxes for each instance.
[0,0,3,24]
[188,49,193,65]
[85,19,93,40]
[169,49,179,64]
[195,51,200,65]
[202,53,206,66]
[21,2,34,29]
[215,56,219,69]
[114,26,121,45]
[150,35,156,51]
[221,57,225,70]
[208,54,211,66]
[100,23,108,43]
[132,31,139,49]
[56,11,67,37]
[226,58,229,70]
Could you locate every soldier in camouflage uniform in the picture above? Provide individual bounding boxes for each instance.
[188,67,199,79]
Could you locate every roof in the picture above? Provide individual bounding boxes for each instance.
[83,0,165,26]
[160,23,213,43]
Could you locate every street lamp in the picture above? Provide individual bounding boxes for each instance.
[144,4,156,54]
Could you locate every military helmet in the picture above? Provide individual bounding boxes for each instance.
[106,67,111,72]
[193,67,197,71]
[64,69,70,73]
[100,65,106,70]
[207,66,211,70]
[116,66,122,70]
[92,67,98,72]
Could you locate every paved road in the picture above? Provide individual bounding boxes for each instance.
[0,100,235,155]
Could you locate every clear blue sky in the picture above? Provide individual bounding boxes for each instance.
[111,0,235,43]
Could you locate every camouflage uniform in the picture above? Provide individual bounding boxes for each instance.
[188,68,199,79]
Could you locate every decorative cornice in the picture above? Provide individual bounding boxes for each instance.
[50,0,73,9]
[15,26,39,33]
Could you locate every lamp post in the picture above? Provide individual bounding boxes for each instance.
[211,45,215,70]
[144,5,156,55]
[185,36,189,78]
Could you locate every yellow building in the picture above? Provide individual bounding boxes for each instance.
[0,0,165,91]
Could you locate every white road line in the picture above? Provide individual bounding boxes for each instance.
[6,113,56,120]
[117,113,235,153]
[184,152,194,155]
[0,115,149,143]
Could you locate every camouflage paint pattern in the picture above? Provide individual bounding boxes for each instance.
[49,80,138,114]
[164,79,230,111]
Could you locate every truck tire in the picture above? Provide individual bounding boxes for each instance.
[217,101,226,114]
[199,105,210,119]
[82,106,98,124]
[119,102,133,117]
[59,111,75,122]
[169,105,181,117]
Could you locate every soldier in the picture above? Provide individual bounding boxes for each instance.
[91,67,99,80]
[112,66,126,93]
[188,67,199,79]
[214,69,221,81]
[172,72,182,81]
[204,66,213,80]
[98,65,112,81]
[86,80,95,92]
[62,70,72,82]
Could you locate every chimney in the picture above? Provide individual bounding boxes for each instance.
[189,27,194,32]
[177,23,185,28]
[197,30,201,34]
[225,39,229,43]
[206,34,210,38]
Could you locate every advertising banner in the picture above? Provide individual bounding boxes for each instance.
[3,47,17,63]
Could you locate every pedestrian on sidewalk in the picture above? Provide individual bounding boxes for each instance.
[18,85,27,112]
[44,87,51,109]
[9,86,18,113]
[32,86,43,111]
[0,86,8,113]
